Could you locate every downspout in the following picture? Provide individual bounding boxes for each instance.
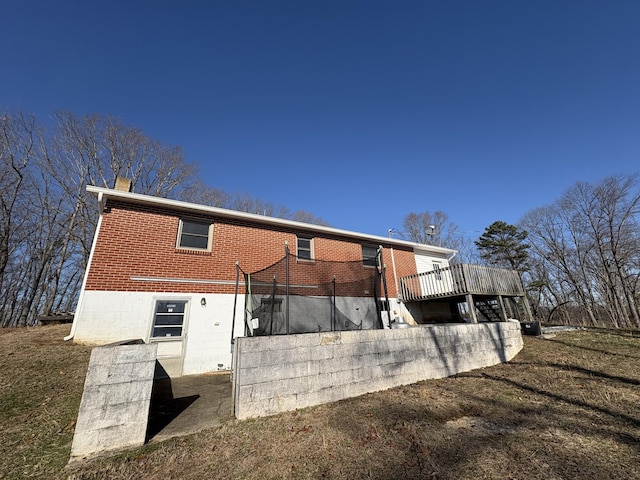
[377,246,390,329]
[230,262,240,350]
[389,247,399,298]
[64,192,105,341]
[285,242,290,335]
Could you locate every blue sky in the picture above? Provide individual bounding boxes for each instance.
[3,1,639,240]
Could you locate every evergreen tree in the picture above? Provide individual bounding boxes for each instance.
[475,221,530,271]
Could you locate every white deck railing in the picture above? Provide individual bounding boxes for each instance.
[400,264,525,302]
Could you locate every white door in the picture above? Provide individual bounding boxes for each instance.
[149,299,189,377]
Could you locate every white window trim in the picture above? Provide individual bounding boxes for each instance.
[148,297,191,342]
[176,218,213,252]
[432,261,442,281]
[296,235,315,261]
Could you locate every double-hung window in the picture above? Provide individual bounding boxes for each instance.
[177,219,212,251]
[297,235,314,260]
[362,245,378,268]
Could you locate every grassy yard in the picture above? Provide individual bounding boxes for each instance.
[1,324,638,479]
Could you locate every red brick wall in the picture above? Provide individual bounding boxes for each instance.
[85,200,418,297]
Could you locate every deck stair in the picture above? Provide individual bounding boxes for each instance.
[474,299,502,322]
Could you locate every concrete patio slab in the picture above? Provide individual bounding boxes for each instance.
[147,372,233,443]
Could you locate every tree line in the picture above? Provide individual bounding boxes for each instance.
[0,110,327,327]
[521,174,640,329]
[2,109,638,330]
[402,174,640,329]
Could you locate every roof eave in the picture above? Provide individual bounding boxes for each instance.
[86,185,457,255]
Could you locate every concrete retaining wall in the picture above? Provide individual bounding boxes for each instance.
[70,342,157,462]
[233,322,523,419]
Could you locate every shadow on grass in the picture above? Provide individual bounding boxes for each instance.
[478,372,640,431]
[544,337,640,360]
[515,361,640,386]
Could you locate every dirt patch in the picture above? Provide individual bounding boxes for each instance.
[444,415,518,436]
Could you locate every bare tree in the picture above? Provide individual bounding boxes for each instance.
[178,179,231,207]
[0,112,37,285]
[1,109,333,327]
[37,112,200,317]
[179,181,331,225]
[290,210,330,226]
[401,211,461,250]
[521,174,640,328]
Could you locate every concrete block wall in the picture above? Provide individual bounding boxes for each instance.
[233,322,523,419]
[70,342,157,462]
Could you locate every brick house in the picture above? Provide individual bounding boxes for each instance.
[68,183,456,376]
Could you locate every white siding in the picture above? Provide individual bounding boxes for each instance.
[73,291,245,375]
[414,251,453,297]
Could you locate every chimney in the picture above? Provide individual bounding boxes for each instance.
[113,176,132,192]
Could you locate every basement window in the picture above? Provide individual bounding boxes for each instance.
[151,300,187,338]
[177,219,212,251]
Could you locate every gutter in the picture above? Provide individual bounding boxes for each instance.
[86,185,457,256]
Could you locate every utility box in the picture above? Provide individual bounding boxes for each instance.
[521,321,542,336]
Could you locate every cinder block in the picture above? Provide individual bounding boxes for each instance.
[308,372,333,391]
[88,348,115,366]
[309,344,338,361]
[112,345,157,364]
[318,355,351,374]
[79,381,152,410]
[70,343,156,462]
[232,323,524,419]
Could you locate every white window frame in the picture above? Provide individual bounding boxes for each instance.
[149,299,189,340]
[432,262,442,281]
[296,235,314,261]
[176,218,213,251]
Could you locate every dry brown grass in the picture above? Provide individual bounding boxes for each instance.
[0,324,91,479]
[2,324,639,479]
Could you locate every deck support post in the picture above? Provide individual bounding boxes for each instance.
[466,293,478,323]
[521,294,534,322]
[497,295,508,321]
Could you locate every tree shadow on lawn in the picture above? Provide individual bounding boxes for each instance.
[515,361,640,386]
[320,338,640,480]
[474,372,640,434]
[323,380,638,480]
[543,337,640,360]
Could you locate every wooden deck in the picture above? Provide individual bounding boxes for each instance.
[400,264,525,302]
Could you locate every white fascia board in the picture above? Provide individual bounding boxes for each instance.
[86,185,456,256]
